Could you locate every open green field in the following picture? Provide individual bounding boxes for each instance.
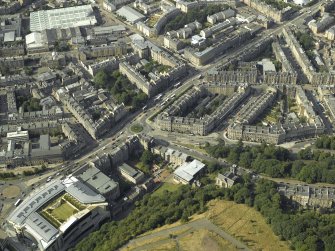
[51,202,78,222]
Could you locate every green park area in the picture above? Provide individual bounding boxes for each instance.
[133,150,163,174]
[130,124,143,133]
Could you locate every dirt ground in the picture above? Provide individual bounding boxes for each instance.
[2,185,20,198]
[206,200,290,251]
[178,229,238,251]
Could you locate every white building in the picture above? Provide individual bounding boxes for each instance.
[116,6,146,24]
[5,176,110,251]
[173,159,206,184]
[7,128,29,142]
[191,35,206,46]
[293,0,311,6]
[30,5,97,32]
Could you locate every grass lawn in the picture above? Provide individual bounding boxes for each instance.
[50,202,78,222]
[179,229,238,251]
[131,124,143,133]
[153,182,182,197]
[206,200,290,251]
[122,199,290,251]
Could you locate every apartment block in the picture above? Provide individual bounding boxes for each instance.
[78,42,127,61]
[309,13,335,34]
[157,85,250,135]
[228,122,325,144]
[235,88,277,124]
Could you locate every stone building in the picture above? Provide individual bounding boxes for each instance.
[78,42,127,61]
[207,9,235,24]
[235,88,277,124]
[216,165,239,188]
[278,184,335,208]
[157,84,250,135]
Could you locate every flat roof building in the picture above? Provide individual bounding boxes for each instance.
[116,6,145,24]
[118,163,145,184]
[76,165,120,200]
[173,159,206,184]
[7,129,29,142]
[6,177,110,251]
[30,5,97,32]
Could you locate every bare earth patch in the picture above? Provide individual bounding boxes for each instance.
[2,185,20,198]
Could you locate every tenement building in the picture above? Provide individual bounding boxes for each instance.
[235,88,277,124]
[228,121,325,144]
[157,84,250,135]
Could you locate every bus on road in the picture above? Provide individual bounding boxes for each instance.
[14,199,22,207]
[154,94,163,101]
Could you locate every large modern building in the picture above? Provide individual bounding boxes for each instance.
[173,159,206,184]
[75,165,120,201]
[5,175,111,251]
[116,6,145,24]
[30,5,97,32]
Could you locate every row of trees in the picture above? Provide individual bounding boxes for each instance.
[94,70,147,110]
[205,141,335,183]
[22,165,47,176]
[0,172,15,179]
[315,135,335,150]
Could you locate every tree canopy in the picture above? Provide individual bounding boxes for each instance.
[205,141,335,183]
[93,70,147,110]
[74,177,335,251]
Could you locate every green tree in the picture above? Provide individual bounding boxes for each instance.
[94,70,109,89]
[140,150,155,165]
